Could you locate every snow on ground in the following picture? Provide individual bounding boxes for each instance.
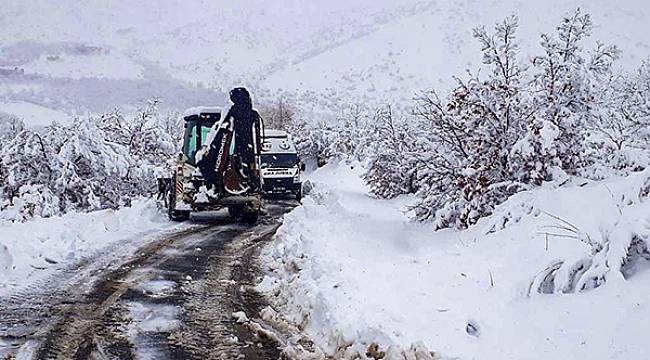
[262,0,650,103]
[259,162,650,359]
[23,49,145,80]
[2,1,648,115]
[0,101,73,127]
[0,199,184,297]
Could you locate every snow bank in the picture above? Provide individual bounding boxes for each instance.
[0,199,180,296]
[259,162,650,359]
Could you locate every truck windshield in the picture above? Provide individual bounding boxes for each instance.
[183,121,212,164]
[260,153,298,168]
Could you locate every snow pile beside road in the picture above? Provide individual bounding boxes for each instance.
[0,198,179,296]
[259,162,650,359]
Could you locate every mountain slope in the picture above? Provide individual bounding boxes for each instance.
[1,0,648,123]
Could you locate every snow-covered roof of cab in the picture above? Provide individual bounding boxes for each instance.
[182,106,222,118]
[263,129,288,139]
[262,136,297,154]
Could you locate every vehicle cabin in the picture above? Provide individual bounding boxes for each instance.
[260,129,303,199]
[182,106,222,165]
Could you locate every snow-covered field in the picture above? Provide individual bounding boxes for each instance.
[259,162,650,359]
[0,199,183,297]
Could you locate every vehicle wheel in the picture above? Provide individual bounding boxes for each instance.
[241,208,259,225]
[228,205,243,219]
[169,210,190,222]
[168,173,190,222]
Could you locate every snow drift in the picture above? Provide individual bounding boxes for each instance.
[0,198,181,297]
[259,162,650,359]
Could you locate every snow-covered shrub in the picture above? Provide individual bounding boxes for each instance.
[586,60,650,177]
[258,98,333,164]
[0,113,25,147]
[259,98,374,165]
[409,10,646,229]
[0,99,181,220]
[363,106,421,198]
[0,184,59,221]
[412,16,529,228]
[0,129,54,202]
[529,169,650,294]
[513,9,621,183]
[326,104,374,161]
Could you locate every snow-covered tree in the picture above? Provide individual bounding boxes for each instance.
[512,9,620,183]
[0,99,182,220]
[258,97,296,131]
[0,113,25,147]
[0,129,54,207]
[259,98,375,166]
[327,104,373,161]
[412,15,529,229]
[588,60,650,175]
[363,106,421,198]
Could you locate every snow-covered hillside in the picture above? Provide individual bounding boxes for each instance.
[2,0,648,126]
[259,162,650,359]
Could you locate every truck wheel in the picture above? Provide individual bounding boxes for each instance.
[241,208,259,225]
[228,205,243,219]
[168,174,190,222]
[169,210,190,222]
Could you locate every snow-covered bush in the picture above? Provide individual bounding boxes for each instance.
[0,113,25,147]
[513,9,620,183]
[0,100,181,220]
[409,10,648,229]
[0,184,59,221]
[363,106,422,199]
[587,60,650,177]
[326,104,374,161]
[411,15,529,228]
[529,169,650,294]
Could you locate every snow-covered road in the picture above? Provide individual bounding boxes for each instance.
[0,200,304,359]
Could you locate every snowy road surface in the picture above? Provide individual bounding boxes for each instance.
[0,200,303,360]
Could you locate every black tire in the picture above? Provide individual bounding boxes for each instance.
[170,210,190,222]
[168,173,190,222]
[228,205,243,219]
[241,208,259,225]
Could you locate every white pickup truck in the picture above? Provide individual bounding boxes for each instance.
[259,129,304,200]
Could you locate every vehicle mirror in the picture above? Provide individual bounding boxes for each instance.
[300,163,306,171]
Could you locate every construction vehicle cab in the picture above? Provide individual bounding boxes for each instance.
[164,106,262,223]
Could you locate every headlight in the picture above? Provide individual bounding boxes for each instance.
[293,175,301,183]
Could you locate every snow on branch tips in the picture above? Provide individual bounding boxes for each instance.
[406,9,646,230]
[411,14,529,229]
[0,99,182,221]
[249,9,648,233]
